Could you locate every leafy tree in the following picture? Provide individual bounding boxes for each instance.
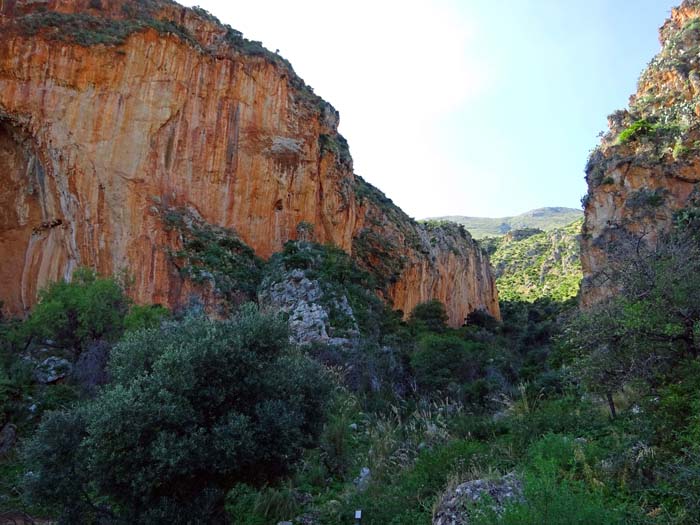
[24,268,129,352]
[564,214,700,416]
[409,300,449,333]
[410,334,483,393]
[123,304,169,332]
[23,305,333,523]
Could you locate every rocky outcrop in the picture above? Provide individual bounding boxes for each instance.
[258,268,359,347]
[433,473,523,525]
[0,0,498,327]
[581,0,700,305]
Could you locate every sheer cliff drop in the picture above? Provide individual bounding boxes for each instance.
[0,0,499,326]
[581,0,700,306]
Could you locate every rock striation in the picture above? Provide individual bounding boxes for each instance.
[581,0,700,305]
[0,0,499,326]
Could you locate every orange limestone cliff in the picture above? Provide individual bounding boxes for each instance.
[581,0,700,306]
[0,0,499,327]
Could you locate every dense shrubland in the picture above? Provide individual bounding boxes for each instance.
[483,219,583,303]
[2,212,700,523]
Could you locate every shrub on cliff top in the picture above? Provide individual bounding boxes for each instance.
[616,119,655,144]
[18,11,197,49]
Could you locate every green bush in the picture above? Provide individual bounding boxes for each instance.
[472,462,630,524]
[123,304,169,332]
[616,119,655,144]
[25,268,128,352]
[409,300,449,333]
[564,215,700,416]
[410,334,484,393]
[23,306,333,523]
[504,397,605,449]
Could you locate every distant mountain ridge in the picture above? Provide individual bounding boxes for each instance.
[429,207,583,239]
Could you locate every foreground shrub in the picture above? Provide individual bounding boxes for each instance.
[23,305,333,523]
[410,334,484,394]
[337,440,488,525]
[472,462,630,524]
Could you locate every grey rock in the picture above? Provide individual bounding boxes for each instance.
[258,269,359,347]
[292,515,318,525]
[349,423,358,431]
[433,473,523,525]
[0,423,17,456]
[354,467,371,492]
[34,356,73,384]
[74,340,111,395]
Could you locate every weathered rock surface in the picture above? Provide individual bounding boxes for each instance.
[433,473,523,525]
[0,0,499,327]
[34,356,73,384]
[353,467,371,492]
[0,423,17,457]
[258,268,359,346]
[581,0,700,305]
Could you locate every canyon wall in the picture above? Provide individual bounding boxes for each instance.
[0,0,499,326]
[581,0,700,305]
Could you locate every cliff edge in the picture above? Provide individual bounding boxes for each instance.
[581,0,700,305]
[0,0,499,326]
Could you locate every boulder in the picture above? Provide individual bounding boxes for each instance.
[354,467,372,492]
[433,473,523,525]
[34,357,73,384]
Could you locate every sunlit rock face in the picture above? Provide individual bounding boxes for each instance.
[0,0,499,326]
[581,0,700,306]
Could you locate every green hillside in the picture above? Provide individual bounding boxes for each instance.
[484,219,583,302]
[430,207,582,239]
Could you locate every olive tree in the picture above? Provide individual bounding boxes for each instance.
[24,305,333,524]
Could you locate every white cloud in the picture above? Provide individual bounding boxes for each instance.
[179,0,492,217]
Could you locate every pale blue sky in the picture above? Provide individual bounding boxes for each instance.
[181,0,677,218]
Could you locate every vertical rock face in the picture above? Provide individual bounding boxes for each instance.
[581,0,700,305]
[0,0,499,326]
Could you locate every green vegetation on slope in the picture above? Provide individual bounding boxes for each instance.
[428,207,582,239]
[4,207,700,524]
[485,219,583,302]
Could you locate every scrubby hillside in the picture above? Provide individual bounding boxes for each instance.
[483,219,583,302]
[431,207,582,239]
